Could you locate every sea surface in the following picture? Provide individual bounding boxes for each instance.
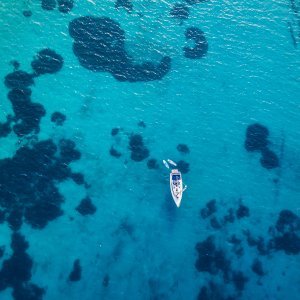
[0,0,300,299]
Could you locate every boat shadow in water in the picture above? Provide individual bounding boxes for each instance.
[161,192,178,224]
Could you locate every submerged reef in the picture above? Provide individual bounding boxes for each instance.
[170,3,189,23]
[184,27,208,59]
[137,121,146,128]
[102,274,110,287]
[0,118,12,138]
[4,48,64,137]
[5,71,34,89]
[244,230,269,256]
[200,199,217,219]
[41,0,73,13]
[41,0,56,11]
[111,127,120,136]
[269,210,300,255]
[223,208,235,224]
[57,0,74,13]
[195,236,231,279]
[8,88,45,136]
[177,160,189,173]
[196,200,300,299]
[129,134,149,162]
[236,203,250,219]
[76,197,97,216]
[185,0,208,4]
[31,49,64,76]
[244,123,279,169]
[0,139,83,229]
[244,123,269,152]
[23,10,32,18]
[110,146,122,158]
[251,258,265,276]
[69,16,171,82]
[147,158,159,169]
[177,143,190,154]
[10,60,20,70]
[260,148,279,169]
[68,259,81,281]
[197,282,235,300]
[51,111,66,126]
[0,233,45,300]
[115,0,133,13]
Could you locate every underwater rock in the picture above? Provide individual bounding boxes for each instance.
[76,197,97,215]
[70,172,85,185]
[31,49,64,76]
[210,216,222,229]
[69,16,126,72]
[8,88,46,136]
[0,233,32,291]
[244,123,269,152]
[11,232,29,253]
[49,161,72,181]
[25,201,63,229]
[129,134,149,162]
[177,160,189,173]
[23,10,32,17]
[111,127,120,136]
[147,158,159,169]
[243,230,269,255]
[184,27,208,59]
[276,210,300,233]
[271,232,300,255]
[185,0,208,4]
[102,274,110,287]
[200,199,217,219]
[41,0,56,10]
[12,283,45,300]
[69,16,171,82]
[228,235,244,257]
[260,148,279,169]
[59,139,81,163]
[0,120,12,138]
[252,258,264,276]
[13,103,46,137]
[0,139,82,230]
[110,146,122,158]
[51,111,66,126]
[7,208,23,231]
[197,282,235,300]
[170,3,189,22]
[4,71,34,89]
[195,236,231,278]
[57,0,74,13]
[10,60,20,70]
[0,210,6,223]
[115,0,133,13]
[69,259,81,281]
[269,210,300,255]
[0,246,4,258]
[228,235,241,245]
[137,121,146,128]
[231,271,248,291]
[177,143,190,154]
[236,203,250,219]
[223,208,235,224]
[8,88,32,108]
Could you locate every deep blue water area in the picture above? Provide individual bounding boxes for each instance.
[0,0,300,299]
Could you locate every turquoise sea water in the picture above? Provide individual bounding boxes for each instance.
[0,0,300,299]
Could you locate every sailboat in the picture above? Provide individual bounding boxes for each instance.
[163,159,187,207]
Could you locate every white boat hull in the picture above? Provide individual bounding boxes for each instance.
[170,169,183,207]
